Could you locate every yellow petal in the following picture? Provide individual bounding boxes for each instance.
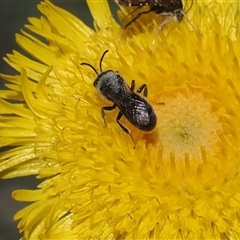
[87,0,118,30]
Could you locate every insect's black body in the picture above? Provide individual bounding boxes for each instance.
[118,0,183,15]
[94,70,156,131]
[81,50,157,145]
[118,0,184,31]
[119,0,183,13]
[150,1,184,21]
[118,0,201,49]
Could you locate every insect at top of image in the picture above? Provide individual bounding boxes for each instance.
[80,50,157,147]
[118,0,197,49]
[118,0,185,27]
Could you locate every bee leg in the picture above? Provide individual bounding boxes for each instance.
[137,83,148,97]
[116,111,135,148]
[101,104,117,127]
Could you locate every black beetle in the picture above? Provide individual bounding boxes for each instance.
[81,50,157,145]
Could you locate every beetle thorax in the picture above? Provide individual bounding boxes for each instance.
[94,70,126,95]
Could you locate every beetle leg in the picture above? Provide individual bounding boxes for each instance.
[125,8,153,29]
[101,104,117,127]
[130,79,135,91]
[152,16,172,50]
[122,6,142,26]
[116,112,135,148]
[137,83,148,97]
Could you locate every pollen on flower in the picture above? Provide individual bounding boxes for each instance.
[153,89,222,161]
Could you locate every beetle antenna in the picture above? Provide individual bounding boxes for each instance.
[80,62,99,75]
[100,50,109,72]
[81,50,109,75]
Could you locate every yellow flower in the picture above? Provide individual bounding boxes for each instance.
[1,0,240,239]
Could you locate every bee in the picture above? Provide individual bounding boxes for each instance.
[81,50,157,146]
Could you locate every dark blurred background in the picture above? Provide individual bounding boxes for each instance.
[0,1,118,239]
